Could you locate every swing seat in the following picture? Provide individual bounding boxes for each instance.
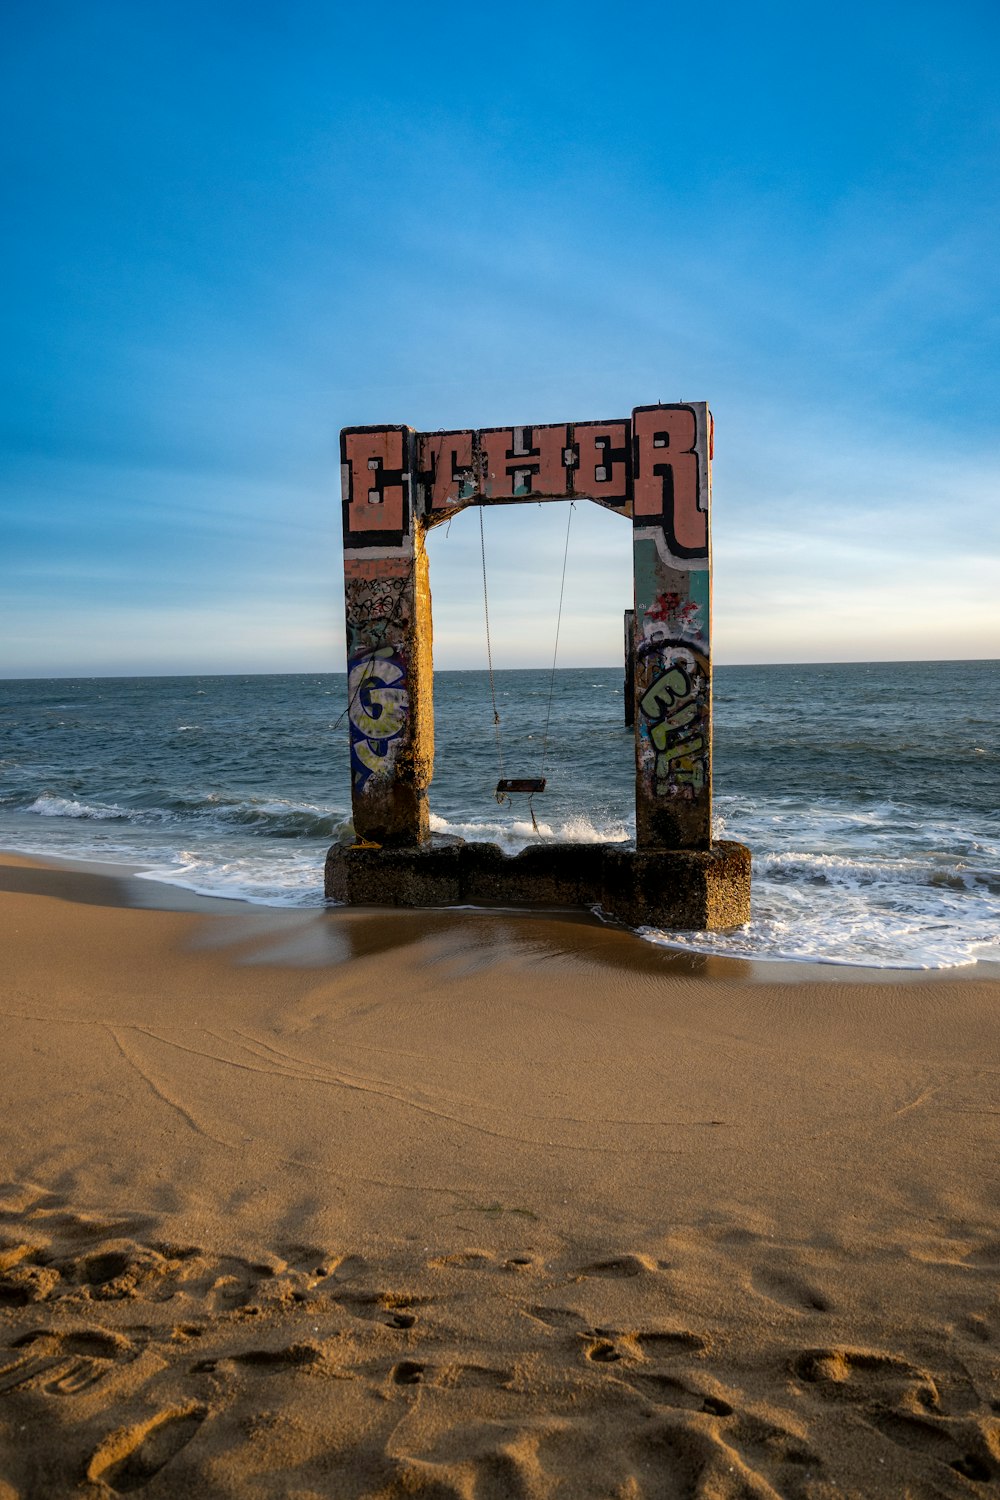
[496,778,546,796]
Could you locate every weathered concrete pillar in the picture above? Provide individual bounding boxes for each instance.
[631,403,712,850]
[341,425,433,846]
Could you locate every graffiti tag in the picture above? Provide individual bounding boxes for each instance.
[348,646,408,788]
[639,590,704,656]
[345,575,407,637]
[639,645,708,798]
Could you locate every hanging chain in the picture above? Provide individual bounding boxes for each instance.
[479,506,506,794]
[528,500,575,836]
[538,500,574,778]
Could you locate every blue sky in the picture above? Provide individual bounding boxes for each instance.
[2,0,998,676]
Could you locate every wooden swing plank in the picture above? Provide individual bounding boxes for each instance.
[496,778,546,795]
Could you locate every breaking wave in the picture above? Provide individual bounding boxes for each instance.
[427,812,630,854]
[643,846,1000,969]
[23,791,350,840]
[10,796,1000,967]
[27,795,130,821]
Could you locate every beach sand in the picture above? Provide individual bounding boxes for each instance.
[1,851,998,1498]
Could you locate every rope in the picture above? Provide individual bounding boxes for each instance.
[479,506,506,795]
[538,500,574,778]
[528,500,575,836]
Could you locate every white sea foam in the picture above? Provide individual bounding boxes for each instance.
[428,811,630,854]
[642,845,1000,970]
[9,792,999,969]
[27,795,129,821]
[759,849,978,890]
[7,791,999,972]
[23,790,350,838]
[133,849,325,907]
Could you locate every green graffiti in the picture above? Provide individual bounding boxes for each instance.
[638,645,708,799]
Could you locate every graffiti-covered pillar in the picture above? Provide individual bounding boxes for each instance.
[341,425,433,847]
[631,403,712,850]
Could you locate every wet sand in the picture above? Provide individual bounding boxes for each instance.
[1,850,999,1498]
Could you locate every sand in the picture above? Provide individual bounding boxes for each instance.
[0,851,998,1498]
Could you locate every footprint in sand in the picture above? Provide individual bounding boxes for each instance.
[227,1342,323,1370]
[634,1329,708,1356]
[65,1236,308,1315]
[3,1220,337,1321]
[625,1370,731,1411]
[170,1324,206,1343]
[0,1329,134,1397]
[428,1251,494,1271]
[580,1328,708,1378]
[0,1240,203,1307]
[271,1242,332,1276]
[750,1266,831,1313]
[630,1404,823,1499]
[869,1409,994,1481]
[86,1404,206,1493]
[795,1342,988,1418]
[791,1345,937,1405]
[627,1413,740,1497]
[725,1411,818,1471]
[578,1253,658,1279]
[389,1360,511,1390]
[528,1308,707,1360]
[0,1264,60,1306]
[55,1242,181,1303]
[0,1239,62,1305]
[191,1342,323,1375]
[527,1305,591,1332]
[872,1406,997,1485]
[0,1241,42,1274]
[1,1233,272,1314]
[315,1252,368,1283]
[334,1289,427,1329]
[583,1337,623,1363]
[793,1345,998,1486]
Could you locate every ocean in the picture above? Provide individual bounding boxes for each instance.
[1,662,997,970]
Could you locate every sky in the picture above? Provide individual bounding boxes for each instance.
[2,0,998,676]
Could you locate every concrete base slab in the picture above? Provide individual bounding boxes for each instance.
[324,837,751,932]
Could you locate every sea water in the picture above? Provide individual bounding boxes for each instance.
[1,662,997,970]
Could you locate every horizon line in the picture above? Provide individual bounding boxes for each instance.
[3,657,998,683]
